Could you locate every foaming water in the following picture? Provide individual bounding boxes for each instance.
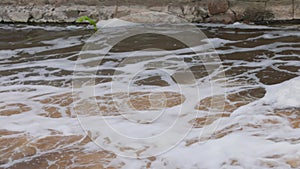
[0,23,299,169]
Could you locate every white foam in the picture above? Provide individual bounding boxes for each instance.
[264,77,300,108]
[196,22,278,30]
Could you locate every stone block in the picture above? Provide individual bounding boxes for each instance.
[210,9,236,23]
[208,0,229,15]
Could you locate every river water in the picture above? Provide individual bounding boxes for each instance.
[0,23,299,169]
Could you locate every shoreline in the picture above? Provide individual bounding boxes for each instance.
[0,0,299,24]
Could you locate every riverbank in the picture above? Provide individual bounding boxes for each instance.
[0,0,299,24]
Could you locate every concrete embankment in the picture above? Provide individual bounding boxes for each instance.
[0,0,299,24]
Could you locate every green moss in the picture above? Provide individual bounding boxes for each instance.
[76,16,98,31]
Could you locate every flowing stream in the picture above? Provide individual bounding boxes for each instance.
[0,23,299,169]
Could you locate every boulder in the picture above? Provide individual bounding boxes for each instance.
[31,8,44,20]
[208,0,228,15]
[8,10,30,22]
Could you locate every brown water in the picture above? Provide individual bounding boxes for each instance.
[0,23,299,169]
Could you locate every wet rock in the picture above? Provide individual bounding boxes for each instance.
[266,0,293,20]
[208,0,228,15]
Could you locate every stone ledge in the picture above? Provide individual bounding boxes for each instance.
[0,0,298,24]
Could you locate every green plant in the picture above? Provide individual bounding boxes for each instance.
[77,16,98,31]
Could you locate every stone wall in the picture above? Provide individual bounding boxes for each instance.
[0,0,299,24]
